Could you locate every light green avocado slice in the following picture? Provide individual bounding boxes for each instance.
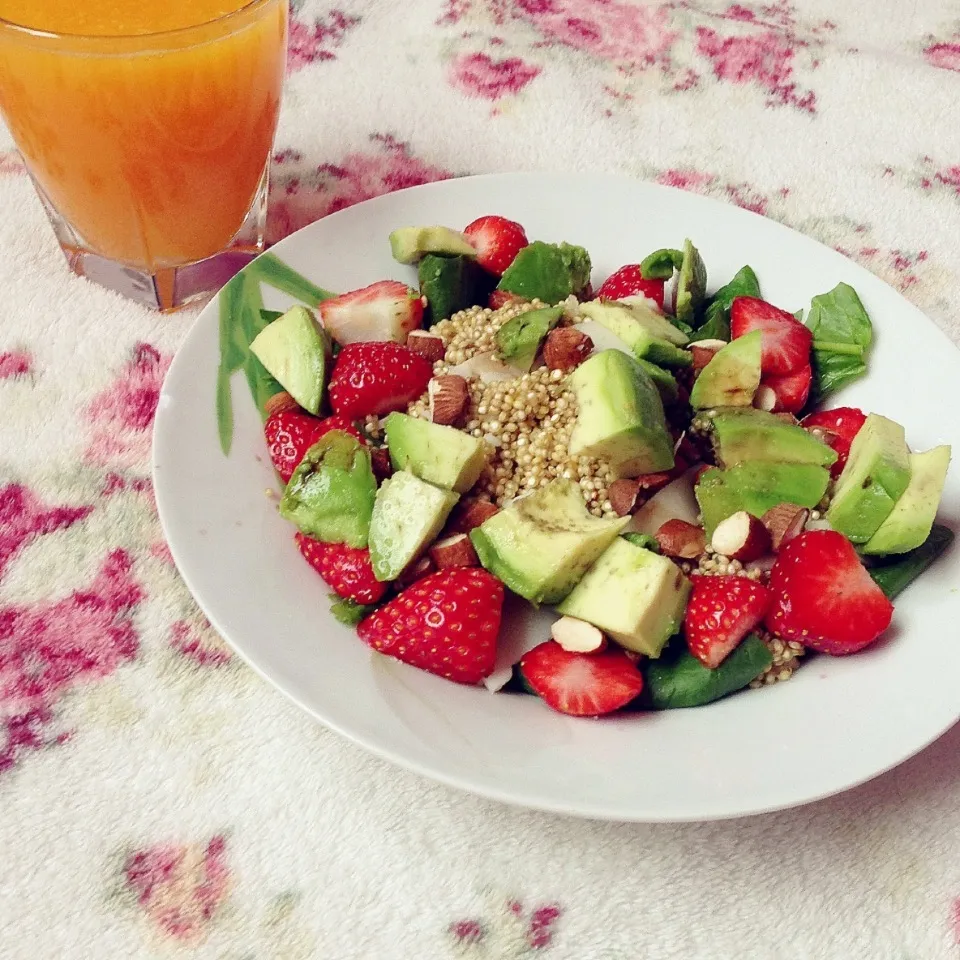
[707,408,837,469]
[862,446,951,555]
[579,300,692,369]
[249,305,329,415]
[389,225,477,264]
[556,538,691,657]
[384,413,487,494]
[674,238,707,326]
[689,330,761,409]
[469,479,627,605]
[826,414,912,543]
[635,358,679,405]
[368,471,459,581]
[495,305,563,371]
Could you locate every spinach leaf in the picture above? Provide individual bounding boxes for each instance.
[330,595,378,626]
[867,524,954,599]
[699,265,760,340]
[806,283,873,403]
[640,248,684,280]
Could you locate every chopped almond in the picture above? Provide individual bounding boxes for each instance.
[655,519,706,559]
[429,534,479,569]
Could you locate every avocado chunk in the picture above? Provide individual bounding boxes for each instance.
[696,462,831,539]
[635,358,679,405]
[826,414,912,543]
[368,471,459,581]
[249,305,329,415]
[674,239,707,327]
[867,524,954,599]
[390,225,477,264]
[497,241,591,304]
[556,538,690,657]
[419,254,495,327]
[384,412,487,494]
[495,305,563,371]
[689,330,761,409]
[707,408,837,469]
[469,479,627,604]
[579,300,691,368]
[567,350,675,478]
[862,446,951,555]
[279,431,377,547]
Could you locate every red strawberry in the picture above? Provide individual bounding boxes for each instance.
[595,264,666,309]
[488,289,528,310]
[463,215,529,276]
[765,530,894,655]
[265,412,363,483]
[802,407,866,478]
[520,641,644,716]
[327,342,433,420]
[762,364,812,414]
[731,296,812,376]
[357,568,503,684]
[319,280,424,346]
[295,533,388,604]
[684,575,771,669]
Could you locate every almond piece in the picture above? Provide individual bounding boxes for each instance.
[761,503,809,550]
[543,328,593,371]
[690,344,720,372]
[396,555,434,589]
[637,471,675,495]
[753,385,778,412]
[370,446,393,482]
[406,330,446,363]
[710,510,772,562]
[608,478,642,517]
[428,374,468,425]
[655,519,707,559]
[429,533,479,569]
[264,391,299,416]
[446,498,500,534]
[550,616,607,654]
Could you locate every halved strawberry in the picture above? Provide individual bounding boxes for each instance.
[265,411,363,483]
[463,215,528,276]
[684,575,771,669]
[327,342,434,420]
[731,296,812,376]
[762,364,812,414]
[765,530,893,654]
[595,264,666,309]
[520,641,644,716]
[802,407,866,478]
[295,533,388,604]
[357,567,503,684]
[319,280,423,346]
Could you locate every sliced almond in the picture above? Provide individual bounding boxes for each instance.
[689,338,728,351]
[448,351,524,382]
[264,391,299,416]
[428,374,469,426]
[406,330,446,363]
[445,498,500,534]
[550,616,607,654]
[690,344,722,372]
[636,471,675,495]
[396,555,434,589]
[607,478,642,517]
[710,510,772,562]
[543,328,593,371]
[761,503,809,550]
[429,533,479,569]
[655,519,707,559]
[753,385,778,412]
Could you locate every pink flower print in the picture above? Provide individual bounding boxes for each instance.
[287,9,361,72]
[169,619,232,668]
[124,835,230,942]
[656,168,718,193]
[447,898,562,952]
[924,42,960,73]
[0,349,31,379]
[0,550,141,774]
[448,51,541,99]
[951,895,960,946]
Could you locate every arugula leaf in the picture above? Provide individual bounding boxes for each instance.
[867,524,954,599]
[806,283,873,403]
[640,248,684,280]
[250,253,335,306]
[699,265,760,340]
[330,595,378,626]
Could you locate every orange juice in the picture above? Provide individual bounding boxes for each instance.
[0,0,287,268]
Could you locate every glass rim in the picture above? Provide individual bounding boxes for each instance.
[0,0,278,43]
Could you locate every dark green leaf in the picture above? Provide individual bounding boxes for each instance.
[809,348,867,405]
[699,265,760,337]
[867,524,954,599]
[237,271,284,420]
[250,253,336,306]
[330,595,378,626]
[622,532,660,553]
[640,248,684,280]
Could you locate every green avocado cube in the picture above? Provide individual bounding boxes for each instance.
[384,413,487,494]
[495,305,563,371]
[689,331,761,410]
[497,241,591,305]
[419,254,494,327]
[708,408,837,469]
[389,225,477,264]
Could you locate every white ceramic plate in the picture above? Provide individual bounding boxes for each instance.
[153,173,960,821]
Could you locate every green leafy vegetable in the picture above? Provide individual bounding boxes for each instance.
[867,524,954,599]
[216,273,247,455]
[500,663,538,695]
[674,239,707,326]
[699,265,760,340]
[640,248,684,280]
[330,595,378,626]
[806,282,873,403]
[237,271,285,421]
[622,532,661,553]
[249,252,335,307]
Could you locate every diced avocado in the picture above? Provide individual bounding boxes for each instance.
[279,431,377,547]
[707,408,837,469]
[384,412,487,494]
[862,446,951,555]
[419,254,495,327]
[567,350,675,479]
[696,462,831,539]
[867,524,954,599]
[826,414,912,543]
[249,305,329,415]
[495,305,563,371]
[469,479,627,604]
[689,330,761,409]
[368,470,459,581]
[635,358,679,405]
[578,301,691,369]
[614,297,690,346]
[390,225,477,264]
[556,539,691,657]
[674,239,707,326]
[497,241,591,304]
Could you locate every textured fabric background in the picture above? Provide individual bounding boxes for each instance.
[2,1,960,957]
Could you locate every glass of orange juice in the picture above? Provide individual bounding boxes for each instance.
[0,0,288,310]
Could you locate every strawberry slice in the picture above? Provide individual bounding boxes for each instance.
[595,264,666,309]
[765,530,894,655]
[295,533,388,605]
[319,280,424,346]
[802,407,866,478]
[327,341,434,420]
[731,296,812,376]
[463,215,529,276]
[684,575,771,668]
[265,411,363,483]
[520,641,644,716]
[762,364,812,414]
[357,567,503,684]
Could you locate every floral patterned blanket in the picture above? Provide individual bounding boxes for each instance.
[1,1,959,957]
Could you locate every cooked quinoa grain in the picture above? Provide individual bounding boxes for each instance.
[749,631,806,688]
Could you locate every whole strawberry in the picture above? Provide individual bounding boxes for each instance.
[357,567,504,684]
[463,215,529,276]
[327,341,433,421]
[595,264,666,310]
[295,533,388,604]
[684,575,771,668]
[265,407,363,483]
